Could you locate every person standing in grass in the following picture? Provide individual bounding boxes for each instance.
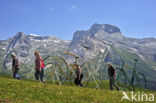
[107,62,120,91]
[74,64,83,87]
[11,52,20,80]
[34,51,45,82]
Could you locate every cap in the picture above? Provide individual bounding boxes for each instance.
[107,62,112,66]
[11,52,16,57]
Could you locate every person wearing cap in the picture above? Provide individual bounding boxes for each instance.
[11,52,20,80]
[107,62,119,91]
[34,51,45,82]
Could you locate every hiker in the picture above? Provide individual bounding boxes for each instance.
[74,64,83,87]
[107,62,119,91]
[34,51,45,82]
[11,52,20,80]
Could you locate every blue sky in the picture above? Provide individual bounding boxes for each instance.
[0,0,156,40]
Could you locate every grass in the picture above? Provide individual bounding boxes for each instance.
[0,74,156,103]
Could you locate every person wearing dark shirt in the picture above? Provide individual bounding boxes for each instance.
[107,62,119,91]
[11,53,20,80]
[74,64,83,87]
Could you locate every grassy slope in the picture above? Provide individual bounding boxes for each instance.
[0,74,155,103]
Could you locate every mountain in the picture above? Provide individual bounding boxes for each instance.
[69,23,124,59]
[69,23,156,63]
[0,23,156,90]
[0,32,70,70]
[68,23,156,90]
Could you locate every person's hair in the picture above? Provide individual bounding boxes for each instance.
[11,52,16,57]
[34,50,39,55]
[107,62,112,66]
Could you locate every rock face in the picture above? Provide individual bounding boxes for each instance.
[69,24,123,60]
[89,23,121,37]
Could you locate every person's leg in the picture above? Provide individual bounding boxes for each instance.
[77,80,81,87]
[13,69,19,79]
[74,75,79,86]
[74,78,78,85]
[79,74,83,87]
[77,74,82,86]
[74,78,77,85]
[113,78,120,91]
[13,69,17,79]
[16,74,20,80]
[15,69,20,80]
[114,83,120,91]
[35,69,39,80]
[42,69,44,82]
[109,77,114,90]
[39,69,44,82]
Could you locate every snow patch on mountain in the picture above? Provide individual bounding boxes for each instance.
[29,34,40,37]
[1,48,6,50]
[53,40,61,43]
[100,49,105,53]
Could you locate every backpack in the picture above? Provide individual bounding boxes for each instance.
[40,57,45,69]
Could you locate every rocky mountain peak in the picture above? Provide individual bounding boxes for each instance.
[16,32,25,37]
[7,32,31,52]
[89,23,121,37]
[12,32,27,42]
[70,30,89,46]
[70,23,124,47]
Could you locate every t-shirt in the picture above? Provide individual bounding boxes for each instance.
[12,57,20,69]
[76,67,79,75]
[35,56,45,70]
[35,58,40,70]
[108,66,115,77]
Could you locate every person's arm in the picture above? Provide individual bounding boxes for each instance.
[114,67,117,79]
[78,67,82,80]
[39,57,41,71]
[108,68,110,79]
[12,62,15,72]
[15,58,20,69]
[35,60,37,70]
[35,58,38,70]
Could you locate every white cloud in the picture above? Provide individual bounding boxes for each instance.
[70,5,78,10]
[49,8,55,11]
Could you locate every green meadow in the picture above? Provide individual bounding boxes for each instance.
[0,74,155,103]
